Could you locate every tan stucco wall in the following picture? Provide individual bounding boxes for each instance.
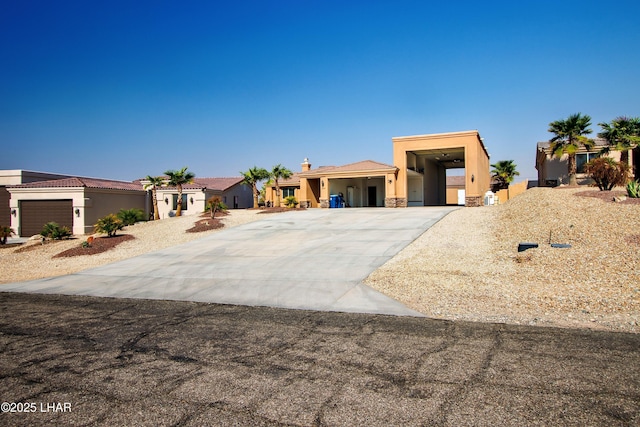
[393,131,490,206]
[84,189,146,234]
[537,150,623,186]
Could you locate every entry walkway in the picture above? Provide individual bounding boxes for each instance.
[2,207,458,315]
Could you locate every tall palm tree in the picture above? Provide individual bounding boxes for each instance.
[598,116,640,170]
[143,175,166,220]
[548,113,594,185]
[491,160,520,190]
[240,166,270,208]
[270,164,293,208]
[164,167,195,217]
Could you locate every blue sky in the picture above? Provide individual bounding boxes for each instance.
[2,0,639,182]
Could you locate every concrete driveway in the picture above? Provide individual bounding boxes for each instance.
[2,207,458,315]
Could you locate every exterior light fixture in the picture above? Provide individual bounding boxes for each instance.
[321,180,325,188]
[164,197,169,204]
[75,208,80,217]
[11,209,16,217]
[388,179,392,184]
[471,174,475,183]
[190,197,194,204]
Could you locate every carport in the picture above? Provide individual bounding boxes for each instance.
[299,160,398,208]
[391,131,490,207]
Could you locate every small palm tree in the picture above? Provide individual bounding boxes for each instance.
[598,116,640,173]
[0,225,15,244]
[270,164,293,207]
[164,167,195,217]
[240,166,270,208]
[491,160,520,190]
[548,113,594,185]
[143,175,165,220]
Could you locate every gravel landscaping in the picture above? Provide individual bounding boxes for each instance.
[365,187,640,333]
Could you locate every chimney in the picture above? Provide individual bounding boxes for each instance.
[301,157,311,172]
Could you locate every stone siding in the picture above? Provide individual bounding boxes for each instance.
[465,196,483,207]
[384,197,407,208]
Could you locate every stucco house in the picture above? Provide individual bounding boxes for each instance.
[7,176,146,237]
[266,130,491,208]
[149,177,253,219]
[535,139,639,186]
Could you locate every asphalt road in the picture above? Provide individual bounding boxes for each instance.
[1,293,638,426]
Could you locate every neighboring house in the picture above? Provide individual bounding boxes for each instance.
[535,139,640,186]
[150,177,253,219]
[265,130,491,208]
[0,170,72,226]
[7,177,146,237]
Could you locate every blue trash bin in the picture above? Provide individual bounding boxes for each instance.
[329,195,338,208]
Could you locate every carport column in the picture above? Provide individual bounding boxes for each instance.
[384,170,404,208]
[390,140,408,208]
[319,176,330,208]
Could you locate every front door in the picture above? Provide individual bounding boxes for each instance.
[367,186,377,207]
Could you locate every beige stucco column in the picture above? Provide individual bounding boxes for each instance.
[319,176,330,208]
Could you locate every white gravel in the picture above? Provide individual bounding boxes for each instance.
[365,187,640,333]
[1,210,264,284]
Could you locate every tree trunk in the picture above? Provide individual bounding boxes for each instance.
[253,183,259,208]
[568,154,577,186]
[152,188,160,220]
[176,185,183,216]
[275,181,280,207]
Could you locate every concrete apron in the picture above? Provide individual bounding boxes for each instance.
[2,207,458,316]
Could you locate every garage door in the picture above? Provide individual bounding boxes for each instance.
[19,200,73,237]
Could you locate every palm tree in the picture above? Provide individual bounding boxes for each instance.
[240,166,270,208]
[491,160,520,190]
[598,116,640,172]
[0,226,15,244]
[143,175,165,220]
[270,164,293,207]
[164,167,195,216]
[548,113,594,185]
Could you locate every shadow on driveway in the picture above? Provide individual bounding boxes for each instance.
[1,293,638,426]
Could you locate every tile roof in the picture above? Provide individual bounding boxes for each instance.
[446,176,465,186]
[301,160,397,177]
[162,177,244,192]
[8,177,144,191]
[537,138,607,151]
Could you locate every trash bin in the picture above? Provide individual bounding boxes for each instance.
[329,195,338,208]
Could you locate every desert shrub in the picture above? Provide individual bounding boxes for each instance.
[40,222,72,240]
[117,208,145,226]
[206,196,227,219]
[94,214,124,237]
[284,196,299,208]
[1,225,15,244]
[584,157,629,191]
[627,180,640,198]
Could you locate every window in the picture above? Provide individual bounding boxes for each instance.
[172,194,188,211]
[576,152,599,173]
[282,187,295,198]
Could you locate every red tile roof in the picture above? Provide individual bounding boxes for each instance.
[163,177,244,192]
[8,177,144,191]
[300,160,397,177]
